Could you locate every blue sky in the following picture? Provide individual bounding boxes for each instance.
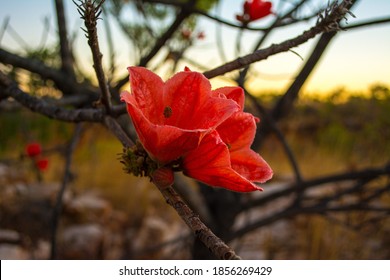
[0,0,389,95]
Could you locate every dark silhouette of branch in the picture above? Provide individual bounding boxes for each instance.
[76,0,113,113]
[55,0,76,81]
[245,91,304,194]
[270,31,337,122]
[50,123,83,259]
[241,162,390,212]
[253,0,359,146]
[0,16,10,43]
[230,181,390,242]
[342,16,390,30]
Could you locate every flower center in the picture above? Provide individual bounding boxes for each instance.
[163,106,173,118]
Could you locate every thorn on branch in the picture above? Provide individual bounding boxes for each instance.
[73,0,105,39]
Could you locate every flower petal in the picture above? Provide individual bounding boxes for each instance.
[121,67,241,164]
[122,92,206,163]
[127,67,165,124]
[217,111,257,152]
[230,149,273,183]
[213,86,245,110]
[164,71,239,130]
[182,131,262,192]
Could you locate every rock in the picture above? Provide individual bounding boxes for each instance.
[59,224,104,259]
[0,229,21,243]
[0,244,29,260]
[64,193,111,223]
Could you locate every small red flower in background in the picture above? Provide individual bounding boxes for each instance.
[26,143,42,157]
[36,158,49,171]
[236,0,273,24]
[25,142,49,172]
[121,67,272,192]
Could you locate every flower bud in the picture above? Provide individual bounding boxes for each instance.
[152,167,174,189]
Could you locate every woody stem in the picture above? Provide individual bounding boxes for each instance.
[154,183,241,260]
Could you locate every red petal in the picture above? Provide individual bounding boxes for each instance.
[249,0,272,21]
[164,71,239,130]
[217,111,257,152]
[230,149,273,183]
[122,92,205,163]
[213,87,245,110]
[126,67,165,124]
[183,131,262,192]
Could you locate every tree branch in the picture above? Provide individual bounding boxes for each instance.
[157,185,241,260]
[76,0,113,113]
[203,0,356,79]
[55,0,76,81]
[241,162,390,212]
[114,2,194,91]
[50,123,83,259]
[0,71,105,122]
[0,48,98,100]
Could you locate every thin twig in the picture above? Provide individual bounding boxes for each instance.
[75,0,112,113]
[103,116,134,148]
[0,16,10,44]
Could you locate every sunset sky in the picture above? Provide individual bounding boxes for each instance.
[1,0,389,96]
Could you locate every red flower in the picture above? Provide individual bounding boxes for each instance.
[182,87,272,192]
[236,0,273,24]
[121,67,239,164]
[26,143,42,157]
[36,158,49,171]
[121,67,272,192]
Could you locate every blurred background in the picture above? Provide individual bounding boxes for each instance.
[0,0,389,259]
